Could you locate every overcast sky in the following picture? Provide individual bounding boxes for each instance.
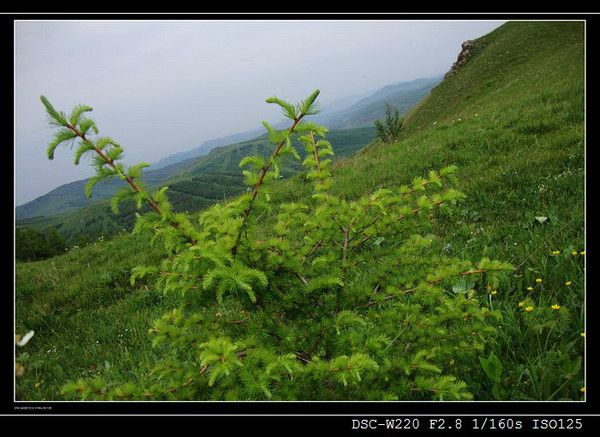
[15,20,504,205]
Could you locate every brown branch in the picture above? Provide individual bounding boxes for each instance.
[349,200,445,252]
[67,124,162,214]
[346,181,434,244]
[301,240,323,264]
[365,268,487,307]
[309,131,329,190]
[295,351,312,365]
[159,271,197,279]
[198,350,248,378]
[296,273,309,285]
[231,116,304,256]
[167,377,193,393]
[66,124,197,245]
[460,269,486,276]
[157,271,201,290]
[341,228,350,262]
[310,132,322,174]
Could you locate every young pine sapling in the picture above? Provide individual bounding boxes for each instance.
[41,91,512,400]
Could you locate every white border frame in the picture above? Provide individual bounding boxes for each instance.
[11,14,587,410]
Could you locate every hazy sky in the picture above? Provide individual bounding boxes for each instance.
[15,20,504,205]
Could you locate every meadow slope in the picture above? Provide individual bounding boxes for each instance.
[16,21,584,401]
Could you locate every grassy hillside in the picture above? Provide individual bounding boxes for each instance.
[272,21,584,261]
[15,21,584,401]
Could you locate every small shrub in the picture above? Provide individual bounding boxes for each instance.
[40,91,513,400]
[374,103,404,143]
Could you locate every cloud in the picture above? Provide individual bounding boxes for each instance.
[15,20,504,205]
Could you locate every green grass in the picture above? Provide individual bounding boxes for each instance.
[15,234,174,400]
[15,21,584,400]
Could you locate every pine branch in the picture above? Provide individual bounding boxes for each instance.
[231,115,305,256]
[365,267,488,307]
[341,228,350,262]
[64,122,197,245]
[349,200,445,251]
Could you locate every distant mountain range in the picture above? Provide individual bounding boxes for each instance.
[313,77,442,129]
[17,125,377,243]
[16,75,441,230]
[150,76,441,171]
[150,128,266,170]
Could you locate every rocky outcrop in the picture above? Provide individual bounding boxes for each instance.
[444,40,475,79]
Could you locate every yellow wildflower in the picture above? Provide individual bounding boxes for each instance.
[527,286,534,292]
[524,306,534,313]
[580,387,586,393]
[565,281,572,286]
[551,304,561,310]
[490,290,497,295]
[518,301,525,307]
[580,251,586,255]
[572,250,578,256]
[581,332,586,338]
[552,250,560,255]
[536,278,542,283]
